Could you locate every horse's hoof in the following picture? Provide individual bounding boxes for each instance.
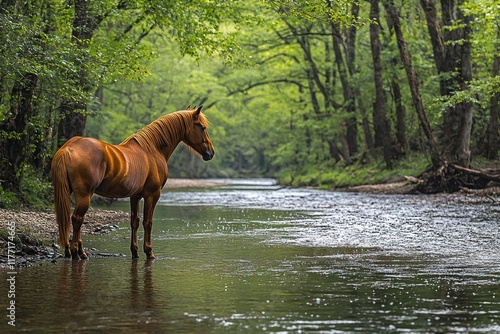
[146,252,155,260]
[79,253,88,260]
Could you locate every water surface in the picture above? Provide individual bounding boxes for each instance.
[1,179,499,333]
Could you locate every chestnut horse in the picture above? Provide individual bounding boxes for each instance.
[51,106,214,260]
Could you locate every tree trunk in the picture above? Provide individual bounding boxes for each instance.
[369,0,393,168]
[348,3,373,152]
[420,0,473,167]
[330,21,358,157]
[57,101,88,144]
[0,73,38,194]
[57,0,94,145]
[384,0,440,165]
[413,0,476,192]
[391,79,408,156]
[486,26,500,159]
[356,88,374,151]
[327,139,343,163]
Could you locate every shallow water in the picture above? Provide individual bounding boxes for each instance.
[1,179,499,333]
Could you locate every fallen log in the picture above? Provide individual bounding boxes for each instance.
[449,163,500,183]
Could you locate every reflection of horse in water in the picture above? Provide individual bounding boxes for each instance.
[51,106,215,259]
[57,261,89,331]
[130,260,156,316]
[56,260,159,330]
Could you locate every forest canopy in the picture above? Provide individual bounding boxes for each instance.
[1,0,499,207]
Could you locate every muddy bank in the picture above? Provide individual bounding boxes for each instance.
[0,209,129,268]
[341,181,500,201]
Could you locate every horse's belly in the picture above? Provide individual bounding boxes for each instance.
[94,187,133,198]
[95,175,145,198]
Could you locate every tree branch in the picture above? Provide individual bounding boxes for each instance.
[227,79,305,96]
[450,163,500,183]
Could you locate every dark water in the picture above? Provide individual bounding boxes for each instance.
[1,179,499,333]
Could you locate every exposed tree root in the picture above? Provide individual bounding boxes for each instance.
[416,162,498,194]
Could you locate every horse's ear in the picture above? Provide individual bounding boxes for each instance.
[186,105,191,110]
[195,105,203,115]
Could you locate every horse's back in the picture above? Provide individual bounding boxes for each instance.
[57,137,108,167]
[53,136,164,198]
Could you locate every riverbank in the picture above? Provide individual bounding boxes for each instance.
[0,209,129,268]
[342,181,500,198]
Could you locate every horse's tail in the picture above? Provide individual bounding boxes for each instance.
[51,150,71,249]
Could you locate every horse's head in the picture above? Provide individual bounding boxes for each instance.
[183,106,215,161]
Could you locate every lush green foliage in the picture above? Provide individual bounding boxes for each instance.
[0,0,252,207]
[93,0,499,179]
[1,0,499,207]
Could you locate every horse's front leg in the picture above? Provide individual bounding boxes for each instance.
[130,196,141,259]
[143,192,160,259]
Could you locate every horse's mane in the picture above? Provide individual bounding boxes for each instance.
[120,110,209,153]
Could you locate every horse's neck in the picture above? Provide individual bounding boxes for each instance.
[158,115,186,161]
[121,112,187,162]
[160,140,181,162]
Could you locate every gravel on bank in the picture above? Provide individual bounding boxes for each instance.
[0,209,129,268]
[342,181,500,200]
[0,209,130,241]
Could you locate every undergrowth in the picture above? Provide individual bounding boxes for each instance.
[0,167,52,210]
[278,153,431,189]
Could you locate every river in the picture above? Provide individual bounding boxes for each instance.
[1,179,499,333]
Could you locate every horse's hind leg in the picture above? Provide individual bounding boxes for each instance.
[71,194,91,260]
[130,196,141,259]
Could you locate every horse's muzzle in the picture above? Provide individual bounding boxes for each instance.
[202,150,215,161]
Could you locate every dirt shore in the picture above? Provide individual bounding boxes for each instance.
[0,209,130,268]
[342,181,500,199]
